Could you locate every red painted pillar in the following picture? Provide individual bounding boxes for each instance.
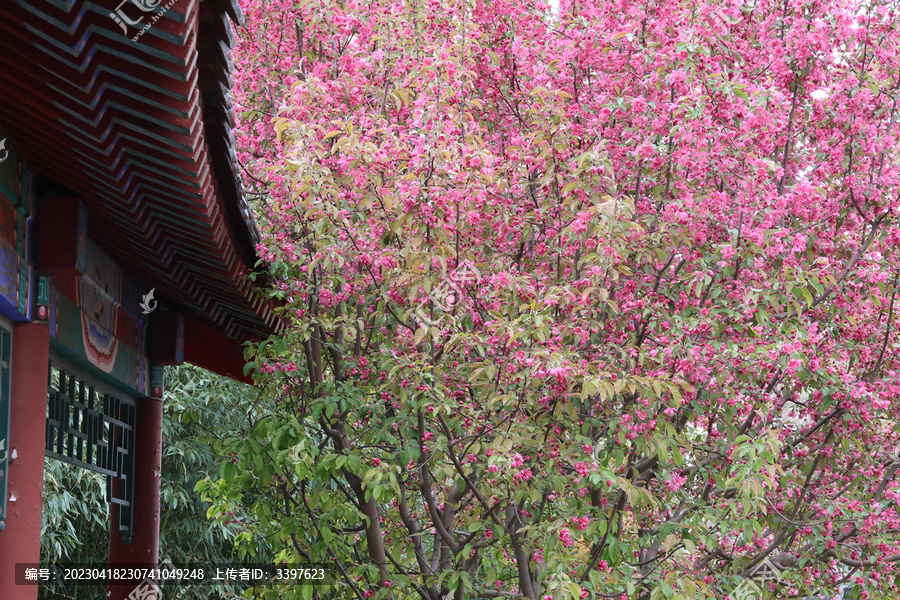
[0,323,50,600]
[107,365,164,600]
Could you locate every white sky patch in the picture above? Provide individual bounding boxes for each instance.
[810,89,830,100]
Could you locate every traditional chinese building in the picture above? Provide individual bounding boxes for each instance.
[0,1,278,598]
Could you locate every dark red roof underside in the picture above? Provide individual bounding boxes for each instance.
[0,0,278,381]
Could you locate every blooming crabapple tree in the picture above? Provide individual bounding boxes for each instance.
[199,0,900,598]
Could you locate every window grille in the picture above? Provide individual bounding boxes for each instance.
[45,355,136,539]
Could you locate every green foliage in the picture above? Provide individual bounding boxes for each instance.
[41,459,107,562]
[39,459,108,600]
[158,365,264,599]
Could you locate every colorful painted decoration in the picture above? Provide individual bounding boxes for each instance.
[77,240,121,373]
[51,238,148,396]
